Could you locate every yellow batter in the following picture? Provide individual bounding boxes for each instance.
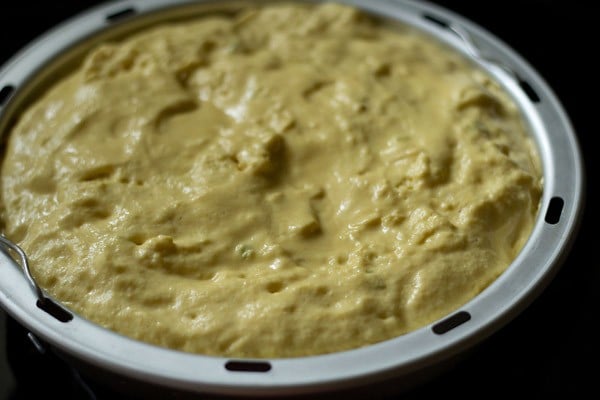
[0,2,542,358]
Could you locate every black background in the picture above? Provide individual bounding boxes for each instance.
[0,1,597,399]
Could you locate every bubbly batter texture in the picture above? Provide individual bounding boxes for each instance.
[0,2,542,357]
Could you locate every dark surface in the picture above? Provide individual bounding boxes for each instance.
[0,0,596,399]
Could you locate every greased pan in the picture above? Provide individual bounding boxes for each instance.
[0,0,584,397]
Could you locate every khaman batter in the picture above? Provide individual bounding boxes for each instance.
[0,2,542,357]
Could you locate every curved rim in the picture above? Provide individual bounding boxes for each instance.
[0,0,584,396]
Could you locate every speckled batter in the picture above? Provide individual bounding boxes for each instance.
[0,2,542,358]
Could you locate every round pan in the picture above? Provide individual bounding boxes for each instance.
[0,0,584,397]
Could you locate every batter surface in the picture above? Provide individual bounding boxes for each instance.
[0,2,542,357]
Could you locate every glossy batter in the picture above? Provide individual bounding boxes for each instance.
[0,2,542,357]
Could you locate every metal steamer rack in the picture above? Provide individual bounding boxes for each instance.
[0,0,584,397]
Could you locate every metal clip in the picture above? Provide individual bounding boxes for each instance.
[0,234,44,300]
[447,23,522,82]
